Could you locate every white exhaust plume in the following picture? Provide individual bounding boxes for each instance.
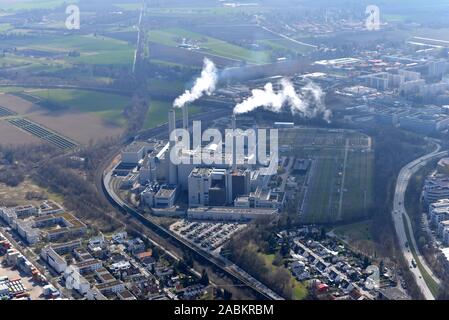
[233,78,332,122]
[173,58,218,108]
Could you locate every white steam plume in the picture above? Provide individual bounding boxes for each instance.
[173,58,218,108]
[233,78,332,122]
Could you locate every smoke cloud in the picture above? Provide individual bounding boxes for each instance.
[173,58,218,108]
[233,79,332,122]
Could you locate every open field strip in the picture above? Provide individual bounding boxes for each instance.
[148,27,271,64]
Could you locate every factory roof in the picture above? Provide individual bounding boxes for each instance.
[190,167,212,178]
[155,186,176,199]
[123,142,146,153]
[188,206,277,215]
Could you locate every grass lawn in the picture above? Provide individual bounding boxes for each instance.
[333,220,373,242]
[280,128,373,223]
[292,280,308,300]
[262,253,275,265]
[342,151,374,220]
[306,157,339,222]
[331,220,379,257]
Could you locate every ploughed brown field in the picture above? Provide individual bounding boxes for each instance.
[0,120,41,146]
[0,94,124,146]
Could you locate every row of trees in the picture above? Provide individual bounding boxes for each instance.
[367,126,430,299]
[0,143,58,187]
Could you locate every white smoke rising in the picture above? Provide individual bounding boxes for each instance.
[173,58,218,108]
[233,78,332,122]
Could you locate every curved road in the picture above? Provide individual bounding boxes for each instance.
[392,142,447,300]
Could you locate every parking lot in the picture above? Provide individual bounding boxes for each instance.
[170,220,246,254]
[0,256,47,300]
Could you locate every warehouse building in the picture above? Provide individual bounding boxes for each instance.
[187,206,277,222]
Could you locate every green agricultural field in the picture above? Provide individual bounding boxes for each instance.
[147,79,186,97]
[257,38,315,54]
[0,23,12,32]
[0,0,78,11]
[148,27,271,65]
[113,2,142,11]
[0,86,29,93]
[29,88,131,126]
[149,59,200,69]
[1,34,134,66]
[44,34,134,66]
[145,6,271,18]
[280,128,373,224]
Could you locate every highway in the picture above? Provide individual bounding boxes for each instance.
[392,142,447,300]
[132,0,145,74]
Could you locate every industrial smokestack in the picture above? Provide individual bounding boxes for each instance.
[232,114,237,172]
[168,108,178,185]
[182,104,189,131]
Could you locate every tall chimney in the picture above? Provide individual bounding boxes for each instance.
[182,104,189,131]
[232,114,237,172]
[168,108,178,185]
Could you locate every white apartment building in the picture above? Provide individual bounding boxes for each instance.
[41,247,67,274]
[423,174,449,204]
[430,207,449,227]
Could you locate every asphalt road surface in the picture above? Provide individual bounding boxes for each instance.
[392,142,447,300]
